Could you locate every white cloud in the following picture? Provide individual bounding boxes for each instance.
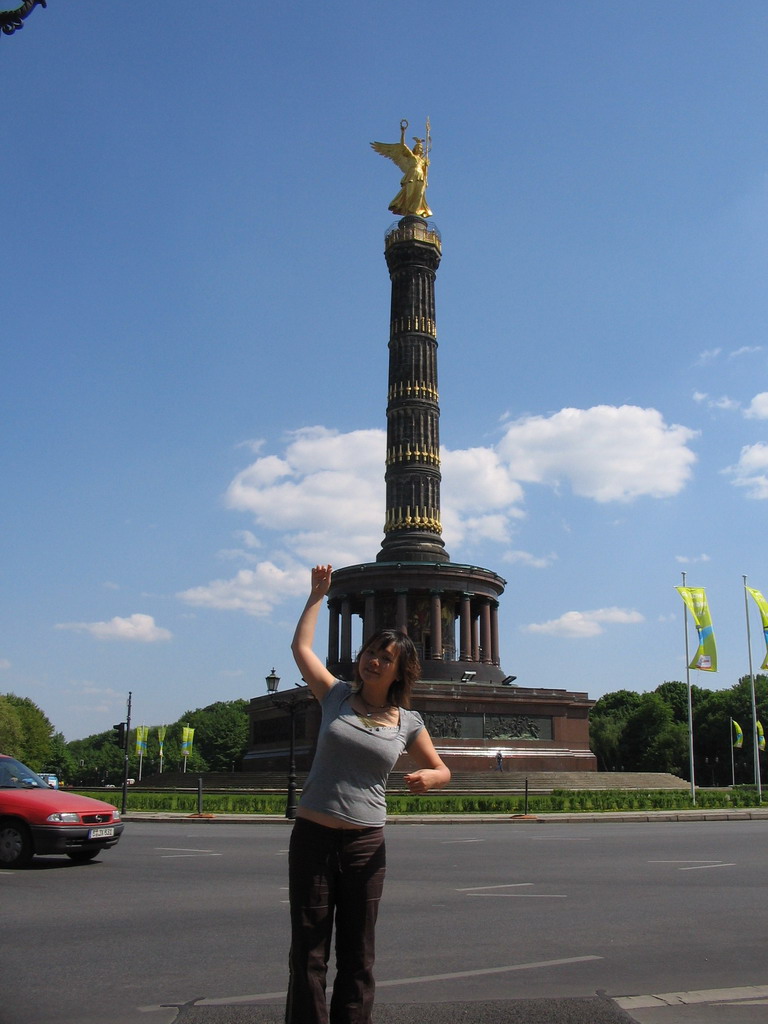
[691,391,740,411]
[711,396,740,411]
[55,614,172,642]
[181,404,698,617]
[729,346,762,359]
[0,658,10,670]
[675,553,711,564]
[75,683,123,697]
[235,438,266,454]
[441,447,525,512]
[724,442,768,498]
[63,683,126,716]
[744,392,768,419]
[524,607,645,638]
[234,529,261,549]
[496,406,698,502]
[696,348,722,365]
[226,427,384,539]
[502,549,557,569]
[178,563,308,618]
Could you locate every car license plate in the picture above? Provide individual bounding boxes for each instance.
[88,826,115,839]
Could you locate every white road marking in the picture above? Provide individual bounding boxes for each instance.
[457,882,566,897]
[156,847,215,852]
[679,862,735,870]
[456,882,533,891]
[374,955,603,987]
[649,859,735,870]
[531,836,591,841]
[467,892,567,898]
[138,954,604,1011]
[155,847,222,858]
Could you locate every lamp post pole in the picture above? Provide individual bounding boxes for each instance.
[265,669,311,820]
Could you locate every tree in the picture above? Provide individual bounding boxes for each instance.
[622,693,687,775]
[1,694,54,769]
[67,730,125,786]
[0,696,24,756]
[589,690,643,771]
[178,700,249,772]
[591,689,643,719]
[589,714,625,771]
[44,732,78,784]
[654,681,690,723]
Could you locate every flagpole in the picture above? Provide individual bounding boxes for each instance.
[743,575,762,801]
[681,571,696,804]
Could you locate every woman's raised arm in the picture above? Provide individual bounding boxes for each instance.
[291,564,337,700]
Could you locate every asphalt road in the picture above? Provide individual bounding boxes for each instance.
[2,818,768,1024]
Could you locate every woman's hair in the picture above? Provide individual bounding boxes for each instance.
[352,629,421,708]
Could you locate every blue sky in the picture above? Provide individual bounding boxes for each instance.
[3,1,768,741]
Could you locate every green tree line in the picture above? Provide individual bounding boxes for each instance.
[589,675,768,786]
[3,677,766,789]
[0,694,249,786]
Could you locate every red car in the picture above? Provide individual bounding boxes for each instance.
[0,754,124,868]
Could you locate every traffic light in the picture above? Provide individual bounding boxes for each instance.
[112,722,126,747]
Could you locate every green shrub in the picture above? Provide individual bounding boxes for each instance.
[76,786,763,815]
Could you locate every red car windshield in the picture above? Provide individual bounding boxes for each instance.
[0,758,49,789]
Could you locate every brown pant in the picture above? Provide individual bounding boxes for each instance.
[286,818,386,1024]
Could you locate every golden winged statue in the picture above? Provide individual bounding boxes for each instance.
[370,119,432,218]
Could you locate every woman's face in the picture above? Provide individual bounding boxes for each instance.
[358,641,400,691]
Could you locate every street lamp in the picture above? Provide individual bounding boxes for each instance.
[265,668,312,820]
[1,0,47,37]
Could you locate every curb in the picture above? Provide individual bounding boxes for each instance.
[121,808,768,825]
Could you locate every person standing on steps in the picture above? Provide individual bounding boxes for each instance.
[285,563,451,1024]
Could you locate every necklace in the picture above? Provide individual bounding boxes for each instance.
[360,690,390,711]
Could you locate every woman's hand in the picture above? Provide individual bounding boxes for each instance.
[310,564,332,598]
[404,769,444,794]
[404,730,451,794]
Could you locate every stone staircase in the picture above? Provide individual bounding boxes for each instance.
[389,770,690,792]
[135,769,689,793]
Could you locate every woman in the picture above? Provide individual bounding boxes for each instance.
[286,563,450,1024]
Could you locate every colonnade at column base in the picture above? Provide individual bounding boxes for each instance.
[325,559,508,680]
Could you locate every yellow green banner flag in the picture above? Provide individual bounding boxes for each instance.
[759,722,766,753]
[181,726,195,756]
[135,725,149,755]
[732,719,744,748]
[676,586,717,671]
[746,587,768,670]
[157,726,167,756]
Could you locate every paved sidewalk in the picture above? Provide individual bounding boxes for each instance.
[151,987,768,1024]
[169,995,635,1023]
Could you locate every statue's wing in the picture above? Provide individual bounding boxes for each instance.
[370,140,412,174]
